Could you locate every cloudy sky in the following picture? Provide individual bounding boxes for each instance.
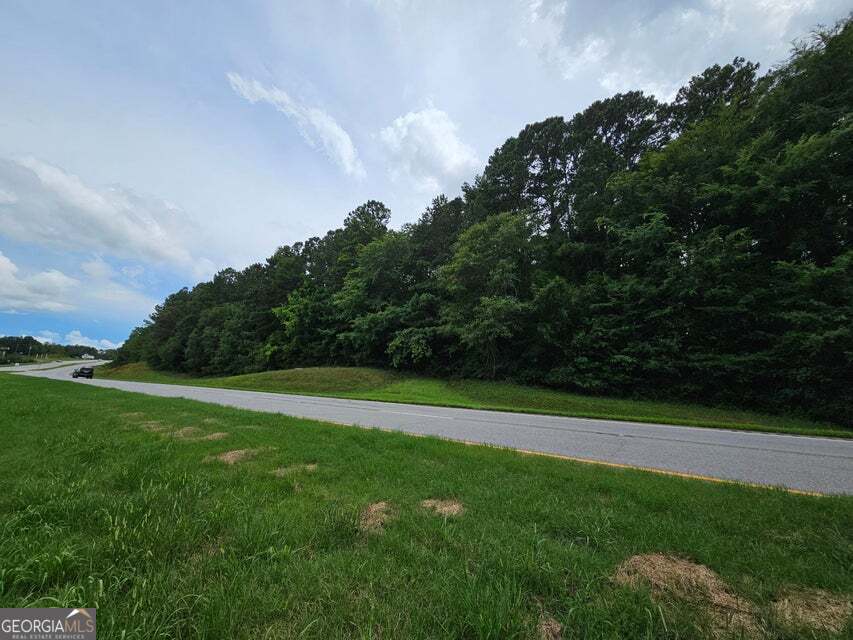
[0,0,847,348]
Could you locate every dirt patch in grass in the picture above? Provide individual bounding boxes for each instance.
[203,418,224,425]
[120,411,146,420]
[206,448,265,465]
[359,501,394,534]
[270,463,318,477]
[537,615,562,639]
[614,553,759,638]
[420,498,464,517]
[772,588,852,634]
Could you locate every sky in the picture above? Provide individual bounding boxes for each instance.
[0,0,848,349]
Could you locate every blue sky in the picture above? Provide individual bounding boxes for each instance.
[0,0,848,349]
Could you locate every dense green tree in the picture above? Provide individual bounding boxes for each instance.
[666,57,759,134]
[438,212,535,377]
[116,18,853,424]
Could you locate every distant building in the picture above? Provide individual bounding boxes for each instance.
[81,353,95,360]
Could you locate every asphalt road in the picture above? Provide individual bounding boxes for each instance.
[16,362,853,495]
[0,359,79,371]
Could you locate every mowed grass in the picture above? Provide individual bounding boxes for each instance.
[100,362,851,438]
[1,374,851,639]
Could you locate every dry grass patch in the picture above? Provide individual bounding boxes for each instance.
[172,426,204,438]
[189,537,227,564]
[205,448,266,465]
[203,417,224,425]
[772,587,852,634]
[270,463,318,477]
[614,553,759,638]
[359,501,395,534]
[168,427,228,441]
[537,615,562,639]
[119,411,146,420]
[140,420,170,433]
[198,432,229,441]
[420,498,465,517]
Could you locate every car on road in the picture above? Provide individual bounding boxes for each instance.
[72,367,94,379]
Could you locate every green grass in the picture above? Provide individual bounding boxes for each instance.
[99,362,851,438]
[1,374,851,639]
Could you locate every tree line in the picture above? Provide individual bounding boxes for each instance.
[117,19,852,424]
[0,336,115,361]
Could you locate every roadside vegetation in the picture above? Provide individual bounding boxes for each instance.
[100,363,851,438]
[115,20,853,427]
[0,335,116,364]
[1,374,851,639]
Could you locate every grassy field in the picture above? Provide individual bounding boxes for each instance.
[1,374,851,639]
[99,363,851,438]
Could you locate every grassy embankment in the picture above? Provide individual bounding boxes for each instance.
[99,362,851,438]
[1,374,852,638]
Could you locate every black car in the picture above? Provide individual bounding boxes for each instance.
[72,367,94,379]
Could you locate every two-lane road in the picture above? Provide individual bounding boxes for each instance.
[0,359,80,372]
[16,362,853,495]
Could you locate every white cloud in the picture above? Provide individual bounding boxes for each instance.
[379,106,480,194]
[81,256,115,280]
[63,329,122,350]
[37,329,60,343]
[0,188,17,204]
[121,265,145,281]
[520,1,610,80]
[0,250,156,319]
[84,277,157,317]
[0,157,213,277]
[0,250,78,313]
[519,0,849,101]
[227,72,366,178]
[7,329,121,349]
[709,0,818,37]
